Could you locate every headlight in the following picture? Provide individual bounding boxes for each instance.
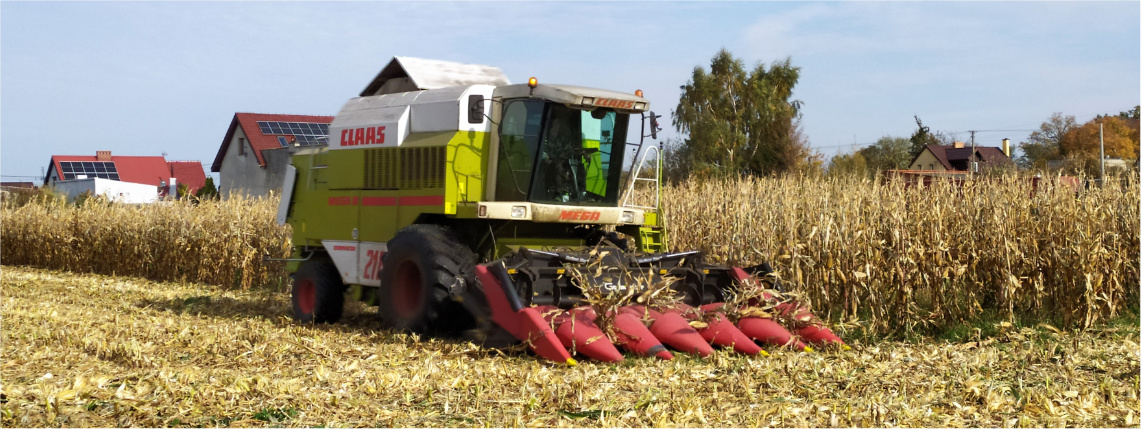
[511,205,527,219]
[620,211,635,224]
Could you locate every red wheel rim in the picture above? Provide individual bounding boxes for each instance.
[296,278,316,315]
[392,259,423,320]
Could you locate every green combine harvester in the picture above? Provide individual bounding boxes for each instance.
[277,76,844,363]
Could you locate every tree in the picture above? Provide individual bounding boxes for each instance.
[1058,116,1141,174]
[1118,105,1140,120]
[909,116,945,157]
[672,49,810,179]
[858,136,912,172]
[195,177,219,200]
[661,138,693,184]
[828,151,868,177]
[1017,113,1076,170]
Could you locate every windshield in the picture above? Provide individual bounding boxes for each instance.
[496,99,629,206]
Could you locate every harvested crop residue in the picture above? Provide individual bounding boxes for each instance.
[2,266,1137,427]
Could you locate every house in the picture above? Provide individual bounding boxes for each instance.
[907,141,1013,172]
[0,182,37,202]
[0,182,35,191]
[211,113,334,198]
[43,151,206,202]
[52,178,166,204]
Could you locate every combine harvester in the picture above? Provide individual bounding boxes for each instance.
[277,68,845,364]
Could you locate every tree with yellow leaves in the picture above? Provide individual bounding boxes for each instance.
[1059,115,1140,174]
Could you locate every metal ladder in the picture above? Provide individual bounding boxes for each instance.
[621,145,666,251]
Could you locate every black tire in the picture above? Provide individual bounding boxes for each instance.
[379,224,475,334]
[291,256,345,324]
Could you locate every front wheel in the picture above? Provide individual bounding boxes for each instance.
[291,256,345,323]
[378,225,474,334]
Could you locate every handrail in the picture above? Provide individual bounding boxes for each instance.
[621,145,661,211]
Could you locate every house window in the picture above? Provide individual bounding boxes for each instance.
[239,138,246,156]
[929,163,934,170]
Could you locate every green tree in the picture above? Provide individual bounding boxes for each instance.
[1119,105,1140,120]
[828,151,869,177]
[194,177,219,200]
[672,49,810,179]
[661,138,692,184]
[858,136,912,172]
[1017,113,1076,170]
[909,116,945,157]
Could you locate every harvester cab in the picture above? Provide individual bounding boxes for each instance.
[278,75,845,363]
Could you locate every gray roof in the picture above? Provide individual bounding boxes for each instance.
[360,56,510,96]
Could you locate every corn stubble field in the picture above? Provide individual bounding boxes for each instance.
[2,175,1139,427]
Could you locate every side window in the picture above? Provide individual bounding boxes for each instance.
[581,110,609,197]
[495,100,544,201]
[239,137,246,156]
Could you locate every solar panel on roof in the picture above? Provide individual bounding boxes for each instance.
[294,135,329,146]
[255,121,331,147]
[59,161,118,181]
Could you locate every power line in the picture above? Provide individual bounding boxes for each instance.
[957,112,1116,135]
[812,141,880,150]
[955,129,1036,133]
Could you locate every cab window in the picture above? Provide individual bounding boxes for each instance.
[495,99,544,201]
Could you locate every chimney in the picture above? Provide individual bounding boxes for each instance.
[96,151,112,161]
[952,141,965,149]
[1002,138,1011,157]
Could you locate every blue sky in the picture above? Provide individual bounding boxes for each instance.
[2,1,1138,183]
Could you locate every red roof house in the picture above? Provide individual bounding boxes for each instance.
[211,113,333,197]
[908,143,1012,172]
[44,151,206,195]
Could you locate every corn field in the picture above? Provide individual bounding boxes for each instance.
[2,174,1137,335]
[661,174,1140,334]
[0,193,292,290]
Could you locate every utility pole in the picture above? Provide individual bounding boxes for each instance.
[969,130,977,174]
[1099,123,1105,187]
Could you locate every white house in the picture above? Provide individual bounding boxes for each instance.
[211,113,334,198]
[51,177,162,204]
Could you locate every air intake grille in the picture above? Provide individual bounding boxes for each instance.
[363,148,399,189]
[401,147,446,189]
[363,147,446,190]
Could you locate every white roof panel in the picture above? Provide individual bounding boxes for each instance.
[361,56,510,96]
[396,56,510,89]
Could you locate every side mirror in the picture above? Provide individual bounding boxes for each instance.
[649,111,661,140]
[468,95,485,124]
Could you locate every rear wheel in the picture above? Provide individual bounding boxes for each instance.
[291,256,345,323]
[379,225,475,334]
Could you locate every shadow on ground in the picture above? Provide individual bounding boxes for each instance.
[133,294,383,331]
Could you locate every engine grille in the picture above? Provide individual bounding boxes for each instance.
[363,146,446,190]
